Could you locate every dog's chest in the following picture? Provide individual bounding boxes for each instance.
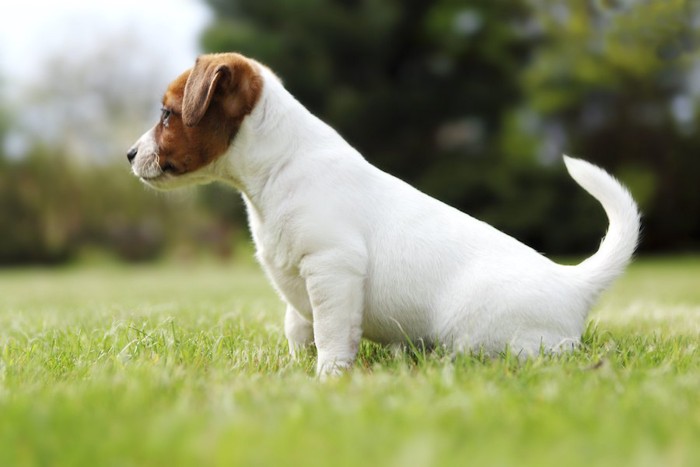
[246,206,313,318]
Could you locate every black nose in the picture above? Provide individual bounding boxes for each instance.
[127,147,137,163]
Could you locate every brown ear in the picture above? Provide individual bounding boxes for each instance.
[182,54,263,128]
[182,57,227,127]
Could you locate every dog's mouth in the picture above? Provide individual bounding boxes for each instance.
[139,161,183,183]
[134,161,170,185]
[140,173,170,188]
[138,170,198,191]
[141,173,166,182]
[139,172,171,187]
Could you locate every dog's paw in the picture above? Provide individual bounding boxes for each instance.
[288,340,313,361]
[316,359,353,380]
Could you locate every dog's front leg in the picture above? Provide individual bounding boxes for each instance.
[301,251,365,378]
[284,304,314,359]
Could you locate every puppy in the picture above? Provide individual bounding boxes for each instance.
[128,53,640,377]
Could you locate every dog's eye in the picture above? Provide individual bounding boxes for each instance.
[161,108,172,126]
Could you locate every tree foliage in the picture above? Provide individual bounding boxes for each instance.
[200,0,700,253]
[2,0,699,265]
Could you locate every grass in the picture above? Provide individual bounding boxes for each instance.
[0,256,698,467]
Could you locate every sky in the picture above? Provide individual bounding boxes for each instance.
[0,0,213,159]
[0,0,211,89]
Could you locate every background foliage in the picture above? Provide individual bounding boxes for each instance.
[201,0,700,253]
[1,0,700,264]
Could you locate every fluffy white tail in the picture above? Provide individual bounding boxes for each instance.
[564,156,641,297]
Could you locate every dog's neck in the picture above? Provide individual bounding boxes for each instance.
[211,66,341,218]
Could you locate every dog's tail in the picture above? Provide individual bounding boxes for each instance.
[564,156,640,298]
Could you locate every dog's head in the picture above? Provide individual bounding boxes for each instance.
[127,53,263,189]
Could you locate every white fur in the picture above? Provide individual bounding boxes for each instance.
[131,62,641,377]
[130,127,162,180]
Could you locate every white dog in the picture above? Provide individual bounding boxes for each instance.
[128,53,640,377]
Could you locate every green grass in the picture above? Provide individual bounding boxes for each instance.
[1,256,699,467]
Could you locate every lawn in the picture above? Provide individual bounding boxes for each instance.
[0,256,698,466]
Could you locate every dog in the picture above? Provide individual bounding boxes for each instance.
[128,53,640,377]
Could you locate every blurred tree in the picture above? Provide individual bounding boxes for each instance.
[518,0,700,250]
[0,145,237,265]
[0,148,80,263]
[16,35,170,164]
[4,1,696,265]
[0,36,245,265]
[199,0,700,253]
[202,0,531,178]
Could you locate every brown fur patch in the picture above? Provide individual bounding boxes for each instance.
[154,53,263,175]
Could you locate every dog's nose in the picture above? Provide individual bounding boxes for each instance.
[127,147,137,164]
